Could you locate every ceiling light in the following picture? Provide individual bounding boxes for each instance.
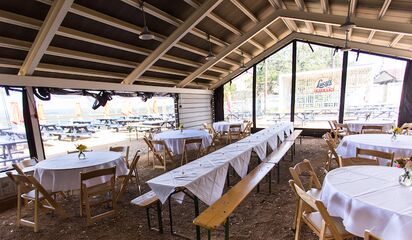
[340,0,356,31]
[205,34,215,61]
[139,1,154,40]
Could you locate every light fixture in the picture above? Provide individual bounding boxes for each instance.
[240,51,246,69]
[341,30,352,52]
[340,0,356,31]
[205,34,216,61]
[139,1,154,40]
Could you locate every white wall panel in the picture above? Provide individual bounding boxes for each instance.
[178,93,213,129]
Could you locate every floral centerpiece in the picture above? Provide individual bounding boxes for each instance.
[178,123,184,133]
[394,157,412,186]
[391,127,402,141]
[75,144,88,160]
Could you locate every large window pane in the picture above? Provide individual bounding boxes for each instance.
[0,88,29,171]
[37,94,175,158]
[294,42,343,128]
[256,44,292,128]
[344,53,406,123]
[224,68,253,121]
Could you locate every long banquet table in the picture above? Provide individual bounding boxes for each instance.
[147,122,294,206]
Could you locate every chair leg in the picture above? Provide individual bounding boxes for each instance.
[294,201,303,240]
[34,191,39,232]
[16,188,21,227]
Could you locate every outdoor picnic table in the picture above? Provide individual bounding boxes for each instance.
[0,138,28,164]
[96,118,118,124]
[115,118,141,126]
[54,124,94,141]
[2,129,26,139]
[72,120,93,124]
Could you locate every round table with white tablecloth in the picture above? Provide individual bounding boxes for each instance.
[345,120,394,133]
[336,134,412,165]
[212,121,244,134]
[34,151,128,192]
[154,130,212,155]
[321,166,412,239]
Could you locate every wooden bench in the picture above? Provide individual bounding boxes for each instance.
[265,140,295,185]
[285,130,303,157]
[193,162,275,239]
[130,191,163,233]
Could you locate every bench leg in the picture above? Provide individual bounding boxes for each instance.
[156,201,163,234]
[226,168,230,188]
[168,197,174,235]
[268,170,272,194]
[277,162,280,184]
[208,229,211,240]
[194,196,201,240]
[146,207,152,230]
[224,218,230,240]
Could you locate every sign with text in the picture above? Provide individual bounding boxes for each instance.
[314,78,334,93]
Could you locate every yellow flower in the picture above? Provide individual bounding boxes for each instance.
[393,127,402,134]
[75,144,87,152]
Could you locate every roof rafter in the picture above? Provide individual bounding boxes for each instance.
[122,0,223,85]
[19,0,73,76]
[367,0,392,43]
[230,0,278,42]
[389,34,404,48]
[176,10,284,88]
[293,0,315,34]
[268,0,299,32]
[347,0,357,40]
[320,0,332,37]
[120,0,252,60]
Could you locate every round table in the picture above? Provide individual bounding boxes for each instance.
[34,151,128,192]
[212,121,244,134]
[345,120,394,133]
[321,166,412,239]
[154,130,212,155]
[336,134,412,164]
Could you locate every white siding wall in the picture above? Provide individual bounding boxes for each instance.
[178,93,213,129]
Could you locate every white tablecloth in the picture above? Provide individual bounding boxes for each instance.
[147,122,293,206]
[213,121,244,133]
[321,166,412,239]
[345,120,394,133]
[154,130,212,155]
[336,134,412,165]
[34,151,128,192]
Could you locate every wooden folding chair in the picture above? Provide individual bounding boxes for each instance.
[241,121,252,138]
[227,124,242,144]
[17,157,38,169]
[143,136,155,166]
[400,122,412,135]
[289,159,322,231]
[338,156,379,167]
[361,125,385,134]
[290,180,354,240]
[181,138,203,166]
[364,230,382,240]
[334,123,351,141]
[205,125,221,153]
[356,147,395,166]
[117,152,141,201]
[323,137,340,171]
[80,166,116,226]
[109,146,130,168]
[6,172,68,232]
[150,139,174,171]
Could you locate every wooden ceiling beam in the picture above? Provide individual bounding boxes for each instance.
[122,0,223,85]
[269,0,299,32]
[176,10,283,88]
[230,0,278,42]
[0,9,228,75]
[320,0,332,37]
[294,0,315,34]
[367,0,392,43]
[389,34,404,48]
[19,0,73,76]
[347,0,357,41]
[120,0,251,59]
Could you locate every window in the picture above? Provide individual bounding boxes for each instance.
[223,68,253,121]
[0,87,29,170]
[294,42,343,128]
[37,94,175,158]
[344,52,407,123]
[255,44,292,128]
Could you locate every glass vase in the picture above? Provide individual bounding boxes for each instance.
[399,170,412,187]
[391,133,397,142]
[78,151,86,160]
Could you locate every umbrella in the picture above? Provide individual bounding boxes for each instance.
[74,102,82,118]
[152,99,159,114]
[36,103,45,121]
[104,103,110,117]
[9,102,23,125]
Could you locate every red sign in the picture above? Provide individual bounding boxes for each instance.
[314,79,334,93]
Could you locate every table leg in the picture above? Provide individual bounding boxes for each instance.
[194,196,200,240]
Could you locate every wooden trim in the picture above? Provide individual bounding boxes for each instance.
[293,0,315,34]
[389,34,404,48]
[366,0,392,44]
[122,0,223,84]
[269,0,299,32]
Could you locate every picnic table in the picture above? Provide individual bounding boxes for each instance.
[2,129,26,139]
[54,124,94,141]
[0,138,28,165]
[72,120,93,125]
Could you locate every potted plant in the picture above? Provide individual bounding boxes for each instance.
[75,144,88,160]
[391,127,402,141]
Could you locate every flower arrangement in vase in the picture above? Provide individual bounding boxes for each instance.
[391,127,402,142]
[75,144,88,160]
[178,123,184,133]
[394,157,412,186]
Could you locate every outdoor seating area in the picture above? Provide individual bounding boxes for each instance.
[0,0,412,239]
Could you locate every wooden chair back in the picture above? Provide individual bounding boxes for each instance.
[290,180,347,240]
[361,125,384,134]
[12,163,26,176]
[242,121,252,137]
[181,138,203,166]
[334,123,351,141]
[364,230,382,240]
[117,152,141,201]
[80,166,116,225]
[324,138,340,171]
[289,159,321,191]
[356,147,395,166]
[400,123,412,135]
[228,124,242,143]
[338,156,379,167]
[150,139,173,171]
[109,146,130,168]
